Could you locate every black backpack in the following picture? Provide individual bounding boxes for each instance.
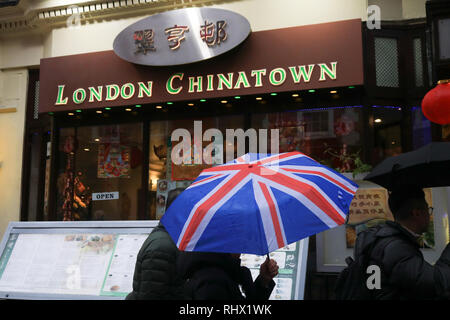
[334,226,395,300]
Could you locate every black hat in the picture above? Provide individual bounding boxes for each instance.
[388,185,425,213]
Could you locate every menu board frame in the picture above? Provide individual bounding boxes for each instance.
[0,221,309,300]
[0,220,157,300]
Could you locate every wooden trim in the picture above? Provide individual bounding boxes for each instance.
[20,69,39,222]
[0,108,17,113]
[47,116,60,221]
[139,120,150,220]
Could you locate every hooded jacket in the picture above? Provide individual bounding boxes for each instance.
[126,223,186,300]
[177,251,275,300]
[358,221,450,300]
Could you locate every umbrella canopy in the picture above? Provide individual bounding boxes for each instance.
[364,142,450,190]
[161,152,358,255]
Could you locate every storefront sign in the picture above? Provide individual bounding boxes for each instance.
[92,192,119,201]
[53,63,337,106]
[39,19,364,113]
[113,8,251,66]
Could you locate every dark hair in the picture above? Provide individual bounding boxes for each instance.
[388,186,426,221]
[165,188,185,211]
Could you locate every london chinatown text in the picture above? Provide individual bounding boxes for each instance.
[54,62,338,106]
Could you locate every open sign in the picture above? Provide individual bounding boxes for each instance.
[92,192,119,201]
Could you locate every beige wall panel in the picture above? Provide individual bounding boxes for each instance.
[0,69,27,240]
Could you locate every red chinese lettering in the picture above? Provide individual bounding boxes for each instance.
[134,29,155,54]
[200,20,227,46]
[165,25,190,50]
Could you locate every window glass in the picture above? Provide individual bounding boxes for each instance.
[374,37,399,88]
[56,124,143,221]
[149,115,244,219]
[372,107,403,165]
[251,107,364,172]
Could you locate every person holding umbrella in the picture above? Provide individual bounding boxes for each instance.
[340,185,450,300]
[177,251,279,300]
[162,152,359,299]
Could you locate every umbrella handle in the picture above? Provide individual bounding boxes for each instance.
[267,253,270,261]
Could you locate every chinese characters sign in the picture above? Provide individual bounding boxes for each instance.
[113,7,251,66]
[134,21,227,53]
[347,188,393,225]
[346,188,393,248]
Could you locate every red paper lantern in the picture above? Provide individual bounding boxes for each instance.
[421,79,450,125]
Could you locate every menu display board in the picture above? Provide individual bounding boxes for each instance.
[0,221,308,300]
[0,221,155,299]
[240,239,309,300]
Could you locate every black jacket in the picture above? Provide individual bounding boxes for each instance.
[177,252,275,300]
[126,224,186,300]
[359,221,450,300]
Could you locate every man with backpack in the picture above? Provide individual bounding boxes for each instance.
[335,185,450,300]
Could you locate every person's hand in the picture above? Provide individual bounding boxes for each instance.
[259,257,279,286]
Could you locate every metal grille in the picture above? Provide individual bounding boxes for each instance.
[33,80,40,120]
[413,38,424,87]
[374,37,399,88]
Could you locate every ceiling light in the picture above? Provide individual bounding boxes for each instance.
[256,97,263,100]
[68,112,74,116]
[105,107,111,110]
[374,118,382,123]
[270,93,277,96]
[330,90,337,94]
[96,110,102,114]
[292,94,299,97]
[200,99,206,102]
[125,108,132,111]
[94,138,100,142]
[221,100,228,104]
[188,103,194,106]
[308,89,316,93]
[156,105,162,109]
[84,148,90,152]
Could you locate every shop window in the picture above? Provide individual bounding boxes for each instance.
[56,123,143,221]
[372,107,403,165]
[302,111,334,139]
[374,37,400,88]
[251,107,363,173]
[148,115,244,220]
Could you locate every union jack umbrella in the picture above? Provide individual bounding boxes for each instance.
[161,152,358,255]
